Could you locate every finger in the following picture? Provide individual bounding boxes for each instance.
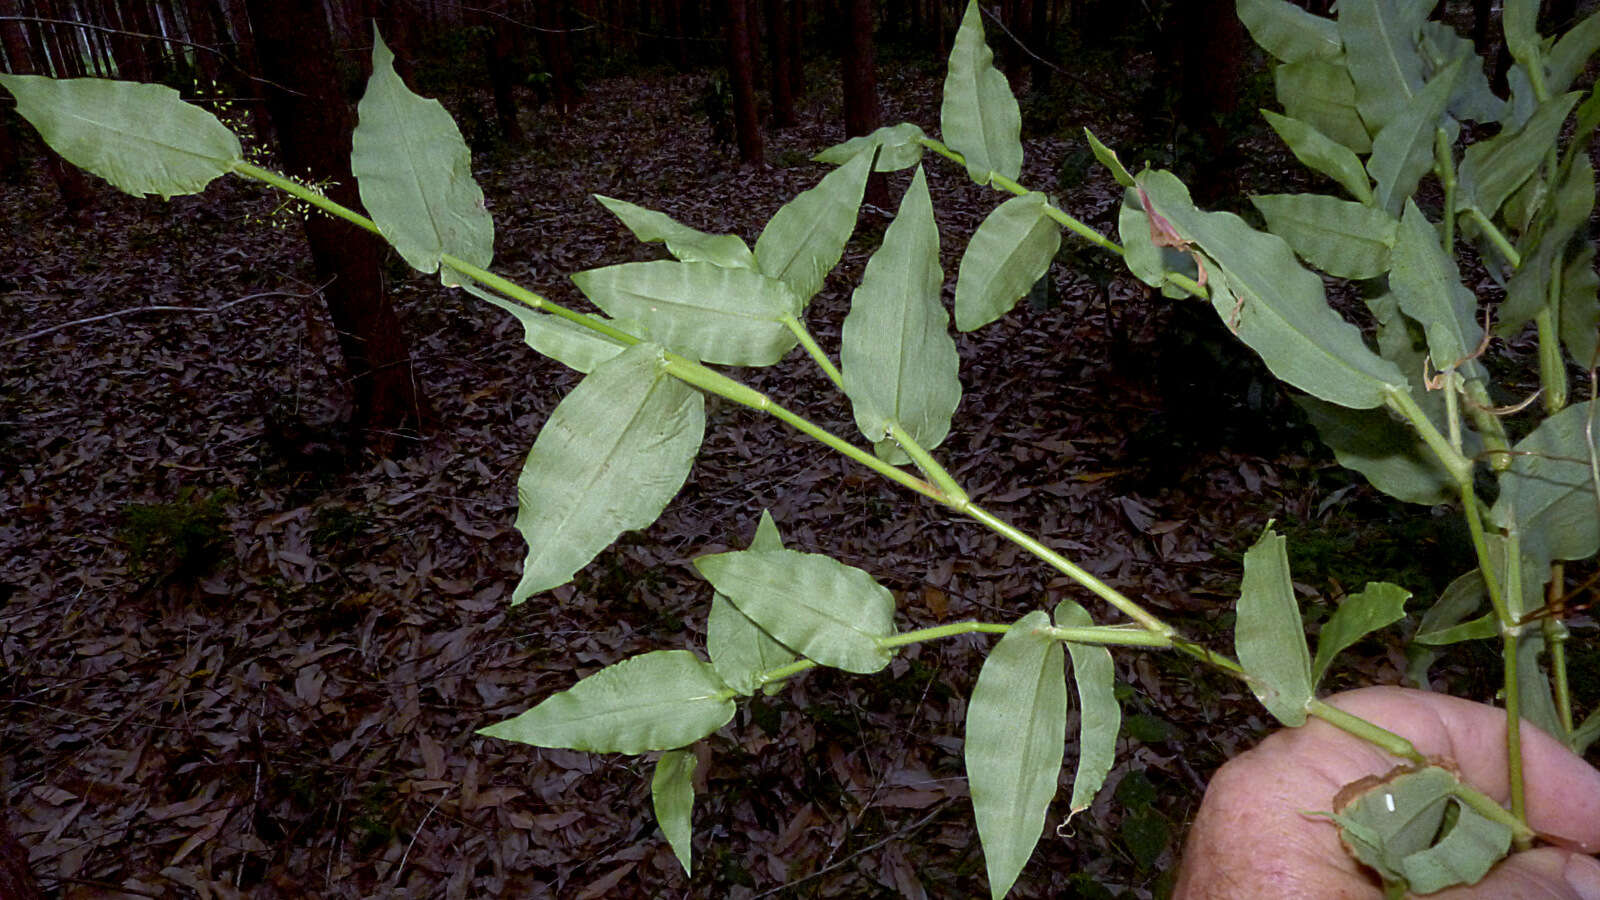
[1428,848,1600,900]
[1326,687,1600,851]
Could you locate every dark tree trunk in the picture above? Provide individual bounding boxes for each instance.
[787,0,803,98]
[365,0,419,82]
[537,0,578,112]
[1173,0,1245,204]
[0,810,42,900]
[245,0,430,455]
[764,0,795,127]
[481,0,525,142]
[183,0,226,85]
[724,0,765,164]
[840,0,888,209]
[0,0,94,212]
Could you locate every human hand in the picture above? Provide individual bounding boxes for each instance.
[1175,686,1600,898]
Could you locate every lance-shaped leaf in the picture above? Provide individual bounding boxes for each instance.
[1367,59,1462,217]
[1237,0,1342,63]
[1295,396,1456,505]
[572,260,800,366]
[707,511,797,695]
[1561,240,1599,368]
[1054,601,1119,815]
[813,122,928,171]
[841,166,962,462]
[1084,129,1135,187]
[463,283,627,373]
[693,549,896,674]
[511,342,705,601]
[1502,0,1542,72]
[352,30,492,286]
[593,195,756,269]
[1549,10,1600,95]
[1390,200,1484,370]
[941,0,1023,184]
[755,150,872,303]
[1275,58,1372,152]
[1236,527,1314,726]
[1118,193,1197,298]
[1457,92,1581,223]
[1498,154,1595,336]
[1251,192,1396,279]
[652,749,697,875]
[1407,571,1487,686]
[955,192,1062,331]
[1419,21,1505,125]
[1135,170,1406,409]
[1338,0,1428,135]
[1262,110,1374,204]
[480,650,734,753]
[1491,401,1600,578]
[1311,582,1410,687]
[0,75,241,199]
[966,610,1066,900]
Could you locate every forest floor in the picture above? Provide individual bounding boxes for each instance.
[0,42,1582,900]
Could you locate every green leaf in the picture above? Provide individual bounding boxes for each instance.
[755,150,872,303]
[1237,0,1342,63]
[1328,765,1513,894]
[1084,128,1135,187]
[1548,9,1600,95]
[1560,240,1599,368]
[955,191,1062,331]
[1367,58,1462,217]
[1250,192,1396,279]
[707,511,797,695]
[693,549,896,674]
[652,749,697,875]
[462,283,627,373]
[1413,611,1497,645]
[1311,582,1410,687]
[352,30,492,286]
[480,650,734,753]
[1275,58,1373,152]
[0,75,241,199]
[1135,170,1406,409]
[1055,601,1119,815]
[1573,705,1600,755]
[841,166,962,463]
[1457,91,1581,222]
[966,610,1066,900]
[1236,527,1314,726]
[1499,153,1595,337]
[594,195,756,269]
[941,0,1023,184]
[1118,193,1196,297]
[1295,396,1456,505]
[1503,0,1543,73]
[1261,110,1374,204]
[511,343,705,601]
[1390,200,1484,370]
[572,260,800,366]
[1491,400,1600,578]
[1337,0,1428,135]
[1419,20,1505,124]
[812,122,928,171]
[1406,571,1487,686]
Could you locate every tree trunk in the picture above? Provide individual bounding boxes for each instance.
[724,0,765,164]
[245,0,430,456]
[0,0,94,213]
[787,0,803,99]
[764,0,795,127]
[537,0,579,113]
[841,0,888,209]
[481,0,525,142]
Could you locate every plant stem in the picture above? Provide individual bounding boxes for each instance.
[1546,563,1575,735]
[1466,208,1523,268]
[1435,127,1457,255]
[1384,386,1474,484]
[1452,783,1537,844]
[1538,289,1568,415]
[782,314,845,391]
[1306,699,1424,763]
[963,504,1173,635]
[887,424,970,507]
[1502,629,1529,834]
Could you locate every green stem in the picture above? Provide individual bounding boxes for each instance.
[1384,386,1474,484]
[757,658,819,687]
[1463,378,1513,471]
[1452,783,1537,844]
[782,314,845,391]
[1461,485,1510,625]
[1435,127,1457,256]
[887,423,970,507]
[1466,207,1523,268]
[1546,563,1574,735]
[1503,629,1529,833]
[234,161,385,236]
[1171,639,1247,677]
[1538,281,1568,415]
[1306,699,1425,763]
[963,504,1173,635]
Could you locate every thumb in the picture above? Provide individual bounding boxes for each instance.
[1428,848,1600,900]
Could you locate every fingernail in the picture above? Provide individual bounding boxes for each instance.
[1564,853,1600,900]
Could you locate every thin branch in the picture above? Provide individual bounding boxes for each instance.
[3,290,312,347]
